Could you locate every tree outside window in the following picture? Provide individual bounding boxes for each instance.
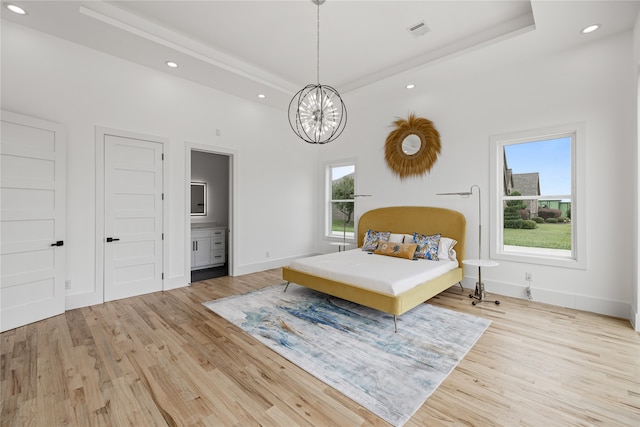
[328,164,355,239]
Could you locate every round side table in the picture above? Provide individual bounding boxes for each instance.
[462,259,500,306]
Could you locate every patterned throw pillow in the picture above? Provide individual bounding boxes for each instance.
[362,230,391,252]
[413,232,441,260]
[374,242,418,260]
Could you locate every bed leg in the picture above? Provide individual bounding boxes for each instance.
[393,315,398,333]
[458,281,464,293]
[283,282,290,292]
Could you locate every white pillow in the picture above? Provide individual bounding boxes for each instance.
[389,233,404,243]
[402,234,415,244]
[438,237,458,261]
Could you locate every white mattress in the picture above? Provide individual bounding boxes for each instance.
[288,249,459,296]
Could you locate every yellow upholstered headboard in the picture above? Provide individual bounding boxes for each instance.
[358,206,466,265]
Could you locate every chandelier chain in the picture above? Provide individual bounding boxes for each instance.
[287,0,347,144]
[316,1,320,85]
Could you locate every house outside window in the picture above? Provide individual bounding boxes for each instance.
[489,124,585,269]
[326,162,355,240]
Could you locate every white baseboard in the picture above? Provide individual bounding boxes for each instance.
[65,291,103,311]
[166,276,189,291]
[66,276,189,310]
[462,277,632,323]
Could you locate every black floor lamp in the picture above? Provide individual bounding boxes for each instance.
[350,194,371,245]
[437,185,500,306]
[335,194,371,251]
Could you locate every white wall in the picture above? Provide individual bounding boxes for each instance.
[2,19,638,325]
[1,21,318,308]
[318,31,637,322]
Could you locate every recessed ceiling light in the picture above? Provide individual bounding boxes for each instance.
[406,84,416,89]
[581,24,600,34]
[5,3,27,15]
[257,94,266,99]
[165,61,178,68]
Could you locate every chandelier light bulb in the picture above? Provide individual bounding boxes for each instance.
[290,84,346,144]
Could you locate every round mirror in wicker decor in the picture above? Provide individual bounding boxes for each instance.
[384,114,441,179]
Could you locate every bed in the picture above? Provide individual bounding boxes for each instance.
[282,206,466,331]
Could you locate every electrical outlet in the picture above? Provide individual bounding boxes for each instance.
[525,272,532,281]
[266,251,270,258]
[65,280,71,289]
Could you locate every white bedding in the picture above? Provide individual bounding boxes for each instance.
[288,249,459,296]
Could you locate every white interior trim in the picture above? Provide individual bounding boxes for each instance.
[468,277,632,322]
[185,142,238,280]
[489,122,587,270]
[93,126,169,304]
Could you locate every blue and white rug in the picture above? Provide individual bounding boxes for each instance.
[204,283,491,426]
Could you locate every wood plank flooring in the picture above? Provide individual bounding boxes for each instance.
[1,269,639,426]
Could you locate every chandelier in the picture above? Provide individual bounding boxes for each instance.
[288,0,347,144]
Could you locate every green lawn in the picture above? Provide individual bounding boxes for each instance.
[331,219,354,233]
[503,223,571,250]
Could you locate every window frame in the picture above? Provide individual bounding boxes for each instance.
[325,160,356,241]
[489,123,586,269]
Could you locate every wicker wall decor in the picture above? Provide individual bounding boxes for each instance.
[384,114,441,179]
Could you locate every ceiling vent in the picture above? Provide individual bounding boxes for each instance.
[407,20,430,37]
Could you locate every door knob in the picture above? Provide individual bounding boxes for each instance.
[50,240,64,247]
[106,237,120,242]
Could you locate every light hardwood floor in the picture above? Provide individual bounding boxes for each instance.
[1,269,639,426]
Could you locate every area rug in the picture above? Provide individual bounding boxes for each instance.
[204,284,491,427]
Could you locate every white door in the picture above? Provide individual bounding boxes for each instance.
[103,134,163,302]
[0,111,66,332]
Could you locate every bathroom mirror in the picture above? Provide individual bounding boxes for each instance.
[191,182,206,216]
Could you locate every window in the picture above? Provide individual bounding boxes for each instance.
[326,162,355,240]
[490,124,585,268]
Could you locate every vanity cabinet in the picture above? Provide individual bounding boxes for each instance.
[209,228,225,266]
[191,227,226,270]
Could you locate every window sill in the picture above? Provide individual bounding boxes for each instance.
[493,245,585,269]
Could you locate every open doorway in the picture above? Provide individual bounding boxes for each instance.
[190,149,231,282]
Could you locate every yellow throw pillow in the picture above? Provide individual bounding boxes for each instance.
[374,242,418,260]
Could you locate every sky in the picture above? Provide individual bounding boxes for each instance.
[504,136,571,196]
[332,165,355,180]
